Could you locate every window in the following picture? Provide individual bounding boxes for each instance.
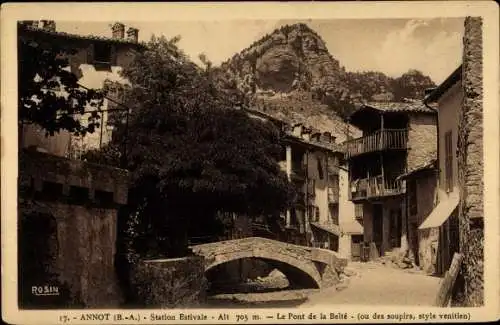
[307,179,316,197]
[408,179,418,216]
[309,205,320,222]
[444,131,453,192]
[317,157,324,180]
[94,43,112,63]
[355,204,364,220]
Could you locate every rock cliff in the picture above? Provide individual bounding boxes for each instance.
[217,23,436,132]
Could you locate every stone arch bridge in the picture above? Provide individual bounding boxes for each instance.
[191,237,347,289]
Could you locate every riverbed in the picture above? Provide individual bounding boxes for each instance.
[203,269,319,308]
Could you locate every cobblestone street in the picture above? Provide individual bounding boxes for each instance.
[302,262,442,307]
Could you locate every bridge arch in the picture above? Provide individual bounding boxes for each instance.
[192,237,333,289]
[205,252,321,289]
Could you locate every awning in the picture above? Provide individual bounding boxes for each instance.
[310,222,341,236]
[419,192,459,229]
[340,220,364,235]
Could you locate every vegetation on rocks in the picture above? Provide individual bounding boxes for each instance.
[219,23,437,121]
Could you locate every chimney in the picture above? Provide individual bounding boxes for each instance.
[112,22,125,39]
[301,127,312,141]
[41,20,56,32]
[292,124,303,137]
[126,27,139,43]
[311,132,321,142]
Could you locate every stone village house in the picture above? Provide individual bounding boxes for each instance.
[397,67,463,277]
[361,17,484,306]
[414,16,484,307]
[344,101,437,262]
[19,21,144,157]
[17,21,143,308]
[244,107,363,261]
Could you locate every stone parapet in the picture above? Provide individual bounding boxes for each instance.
[130,257,207,308]
[19,149,128,205]
[192,237,347,289]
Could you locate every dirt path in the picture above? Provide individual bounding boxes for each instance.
[302,262,442,307]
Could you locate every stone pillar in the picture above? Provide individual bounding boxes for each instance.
[453,16,484,307]
[285,145,292,227]
[400,198,409,252]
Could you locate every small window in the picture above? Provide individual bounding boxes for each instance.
[69,186,90,205]
[317,158,324,180]
[95,190,114,207]
[309,205,320,223]
[94,43,112,63]
[39,181,63,201]
[307,179,316,197]
[355,204,364,220]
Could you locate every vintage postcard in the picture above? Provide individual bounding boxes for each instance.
[1,1,499,324]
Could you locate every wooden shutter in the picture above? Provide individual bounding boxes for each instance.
[355,204,364,220]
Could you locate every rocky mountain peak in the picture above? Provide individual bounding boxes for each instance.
[217,23,436,131]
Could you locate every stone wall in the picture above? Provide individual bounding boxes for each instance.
[48,203,122,307]
[130,257,207,308]
[410,171,438,270]
[418,228,439,274]
[407,113,437,172]
[455,16,484,307]
[18,150,129,308]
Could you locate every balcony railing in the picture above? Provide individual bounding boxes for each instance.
[349,175,404,201]
[345,129,408,158]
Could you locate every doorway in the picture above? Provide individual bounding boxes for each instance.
[372,204,383,256]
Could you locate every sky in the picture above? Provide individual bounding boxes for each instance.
[56,18,464,84]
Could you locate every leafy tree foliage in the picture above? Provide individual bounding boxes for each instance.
[18,22,104,136]
[86,35,296,259]
[391,69,436,101]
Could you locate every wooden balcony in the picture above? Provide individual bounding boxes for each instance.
[345,129,408,159]
[349,175,404,201]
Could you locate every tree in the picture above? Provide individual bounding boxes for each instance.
[391,69,436,101]
[18,22,104,137]
[86,35,296,259]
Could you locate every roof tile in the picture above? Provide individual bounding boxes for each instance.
[363,100,436,114]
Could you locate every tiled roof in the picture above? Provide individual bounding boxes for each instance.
[424,65,462,103]
[397,158,437,180]
[23,26,147,48]
[362,100,436,114]
[340,220,363,235]
[245,107,344,153]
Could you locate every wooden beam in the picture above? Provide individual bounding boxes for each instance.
[434,253,463,307]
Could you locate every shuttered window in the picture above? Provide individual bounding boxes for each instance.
[355,204,363,220]
[444,131,453,192]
